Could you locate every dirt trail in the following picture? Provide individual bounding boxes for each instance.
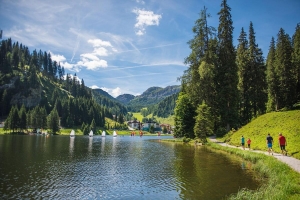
[209,136,300,173]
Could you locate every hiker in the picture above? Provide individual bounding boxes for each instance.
[266,133,273,155]
[247,138,251,150]
[241,136,245,150]
[278,133,287,156]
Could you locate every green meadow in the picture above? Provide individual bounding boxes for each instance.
[132,112,174,126]
[221,110,300,159]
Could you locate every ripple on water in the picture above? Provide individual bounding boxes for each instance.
[0,136,261,199]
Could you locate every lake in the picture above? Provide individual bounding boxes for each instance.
[0,135,261,199]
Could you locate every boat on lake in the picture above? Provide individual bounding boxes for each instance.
[102,130,106,137]
[89,130,93,137]
[70,130,75,137]
[113,131,117,137]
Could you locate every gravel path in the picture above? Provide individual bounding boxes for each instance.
[209,136,300,174]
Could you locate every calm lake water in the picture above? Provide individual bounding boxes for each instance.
[0,135,261,199]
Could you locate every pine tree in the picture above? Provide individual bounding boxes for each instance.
[90,119,96,134]
[247,22,267,118]
[275,28,296,109]
[292,23,300,102]
[183,6,216,108]
[266,37,278,111]
[236,27,250,123]
[47,108,60,134]
[216,0,239,133]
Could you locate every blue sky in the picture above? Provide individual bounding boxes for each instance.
[1,0,300,97]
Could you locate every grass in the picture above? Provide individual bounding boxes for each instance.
[207,141,300,200]
[221,110,300,159]
[132,112,174,126]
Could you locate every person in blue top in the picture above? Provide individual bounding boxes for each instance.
[266,133,273,155]
[241,136,245,150]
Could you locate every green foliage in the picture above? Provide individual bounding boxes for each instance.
[274,28,297,109]
[0,38,122,133]
[47,108,60,134]
[292,23,300,103]
[194,101,213,141]
[174,92,196,138]
[151,93,178,118]
[266,37,278,112]
[237,22,267,125]
[126,86,180,112]
[182,137,191,143]
[216,0,239,132]
[220,110,300,159]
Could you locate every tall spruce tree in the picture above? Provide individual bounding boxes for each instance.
[292,23,300,103]
[236,27,250,124]
[183,6,216,107]
[266,37,278,111]
[275,28,296,109]
[216,0,239,133]
[247,22,267,118]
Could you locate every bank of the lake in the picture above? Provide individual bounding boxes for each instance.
[162,138,300,199]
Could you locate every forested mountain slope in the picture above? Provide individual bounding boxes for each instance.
[0,38,126,133]
[126,85,180,111]
[116,94,135,105]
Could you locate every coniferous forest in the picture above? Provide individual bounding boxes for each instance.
[174,0,300,140]
[0,38,128,134]
[1,0,299,137]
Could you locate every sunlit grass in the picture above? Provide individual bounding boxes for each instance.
[132,112,174,126]
[221,110,300,159]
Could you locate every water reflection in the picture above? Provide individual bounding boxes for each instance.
[69,137,74,156]
[88,136,93,153]
[0,135,261,199]
[101,137,105,153]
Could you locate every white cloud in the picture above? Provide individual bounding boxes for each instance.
[80,53,100,61]
[132,9,162,36]
[88,39,112,47]
[100,87,122,97]
[93,47,108,56]
[77,59,108,70]
[50,52,66,63]
[61,62,78,71]
[90,85,100,89]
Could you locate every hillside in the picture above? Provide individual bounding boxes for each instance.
[92,88,115,101]
[0,38,127,133]
[221,110,300,159]
[116,94,135,104]
[127,85,180,111]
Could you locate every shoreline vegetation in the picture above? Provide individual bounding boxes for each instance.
[161,138,300,199]
[0,128,171,137]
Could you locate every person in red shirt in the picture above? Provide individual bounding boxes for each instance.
[247,138,251,150]
[278,133,287,156]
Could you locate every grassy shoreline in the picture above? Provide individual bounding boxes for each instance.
[161,138,300,199]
